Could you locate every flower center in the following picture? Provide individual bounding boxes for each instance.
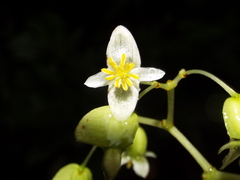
[101,53,139,91]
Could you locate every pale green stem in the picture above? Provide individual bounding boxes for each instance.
[139,69,185,99]
[139,116,240,179]
[138,116,163,128]
[169,126,212,172]
[166,89,174,125]
[139,81,160,99]
[186,69,237,96]
[138,116,212,171]
[156,69,186,91]
[141,69,237,97]
[139,69,240,179]
[165,71,211,171]
[202,168,240,180]
[81,146,97,168]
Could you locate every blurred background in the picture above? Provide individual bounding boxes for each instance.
[1,0,240,179]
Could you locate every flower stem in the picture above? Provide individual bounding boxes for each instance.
[168,125,212,172]
[139,116,212,171]
[139,81,160,99]
[166,89,175,125]
[202,167,240,180]
[138,116,163,128]
[81,146,97,168]
[186,69,237,96]
[139,116,240,179]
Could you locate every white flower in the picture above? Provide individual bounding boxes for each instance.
[121,127,157,178]
[121,151,156,178]
[84,25,165,121]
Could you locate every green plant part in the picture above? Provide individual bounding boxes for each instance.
[102,148,123,180]
[75,106,138,149]
[52,163,92,180]
[202,167,240,180]
[218,140,240,170]
[121,126,156,178]
[222,95,240,139]
[217,95,240,169]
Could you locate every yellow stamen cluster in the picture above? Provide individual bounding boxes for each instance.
[101,54,139,91]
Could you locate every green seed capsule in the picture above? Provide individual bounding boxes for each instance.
[222,95,240,139]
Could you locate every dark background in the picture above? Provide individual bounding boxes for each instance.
[1,0,240,179]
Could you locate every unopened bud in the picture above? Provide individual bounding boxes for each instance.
[75,106,138,149]
[52,163,92,180]
[102,148,122,180]
[126,126,147,157]
[222,95,240,139]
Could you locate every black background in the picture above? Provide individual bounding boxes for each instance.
[1,0,240,179]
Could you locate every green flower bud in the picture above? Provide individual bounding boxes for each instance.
[52,163,92,180]
[75,106,138,149]
[126,126,147,157]
[102,148,122,180]
[222,95,240,139]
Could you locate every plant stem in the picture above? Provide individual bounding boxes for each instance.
[139,116,240,179]
[139,81,160,99]
[186,69,237,96]
[138,116,163,128]
[168,126,212,172]
[139,116,212,171]
[166,89,174,125]
[202,168,240,180]
[81,146,97,168]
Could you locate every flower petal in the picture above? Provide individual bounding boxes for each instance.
[121,152,131,166]
[132,67,165,81]
[132,157,149,178]
[84,72,108,88]
[108,85,139,121]
[145,151,157,158]
[106,25,141,68]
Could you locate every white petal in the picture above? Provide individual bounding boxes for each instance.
[84,72,108,88]
[145,151,157,158]
[132,157,149,178]
[108,85,139,121]
[106,25,141,68]
[121,153,131,166]
[132,67,165,81]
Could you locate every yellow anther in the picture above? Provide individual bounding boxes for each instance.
[120,53,126,68]
[125,63,134,72]
[122,81,128,91]
[126,161,132,169]
[130,74,139,79]
[114,78,121,88]
[101,54,139,91]
[101,68,115,75]
[126,77,133,86]
[105,75,117,80]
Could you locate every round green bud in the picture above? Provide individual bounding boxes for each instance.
[126,126,147,157]
[222,95,240,139]
[52,163,92,180]
[75,106,139,149]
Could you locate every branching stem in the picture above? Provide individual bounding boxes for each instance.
[81,146,97,168]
